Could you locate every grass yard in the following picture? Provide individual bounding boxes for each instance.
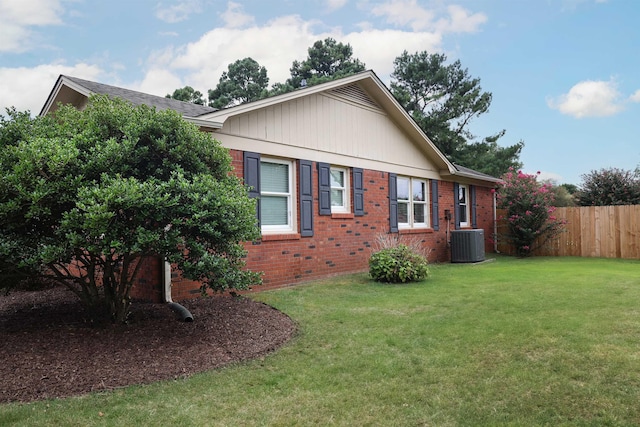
[2,255,640,426]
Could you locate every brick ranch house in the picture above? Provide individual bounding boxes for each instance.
[40,70,501,302]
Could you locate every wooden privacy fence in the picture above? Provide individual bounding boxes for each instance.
[496,205,640,260]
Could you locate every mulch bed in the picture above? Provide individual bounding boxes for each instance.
[0,285,296,403]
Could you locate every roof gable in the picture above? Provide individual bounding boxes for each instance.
[40,75,217,118]
[38,72,499,186]
[202,70,456,175]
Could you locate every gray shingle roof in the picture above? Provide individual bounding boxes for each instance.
[453,163,502,183]
[64,75,217,117]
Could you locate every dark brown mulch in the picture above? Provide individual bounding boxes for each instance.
[0,285,296,403]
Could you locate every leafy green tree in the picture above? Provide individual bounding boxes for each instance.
[561,183,578,195]
[576,167,640,206]
[0,97,261,323]
[208,57,269,109]
[166,86,205,105]
[283,38,366,91]
[268,81,297,96]
[454,130,524,178]
[390,50,523,176]
[497,169,566,257]
[538,180,576,207]
[550,185,576,207]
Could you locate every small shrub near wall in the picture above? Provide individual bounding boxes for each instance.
[369,243,429,283]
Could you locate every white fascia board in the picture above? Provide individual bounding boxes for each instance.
[184,117,223,130]
[440,169,503,186]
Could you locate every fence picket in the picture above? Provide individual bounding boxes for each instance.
[496,205,640,260]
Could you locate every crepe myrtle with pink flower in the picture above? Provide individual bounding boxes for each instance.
[496,168,566,256]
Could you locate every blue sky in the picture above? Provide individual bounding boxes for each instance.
[1,0,639,185]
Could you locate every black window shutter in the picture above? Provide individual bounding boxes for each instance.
[244,152,261,225]
[299,160,314,237]
[353,167,364,216]
[431,180,439,231]
[453,182,460,230]
[470,185,477,229]
[389,173,398,233]
[317,162,331,215]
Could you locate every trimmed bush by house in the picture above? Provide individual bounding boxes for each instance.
[369,244,429,283]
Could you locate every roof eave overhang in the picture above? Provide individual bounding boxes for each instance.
[184,117,223,131]
[440,169,504,186]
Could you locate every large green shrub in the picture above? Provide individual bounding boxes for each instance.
[0,97,261,323]
[369,244,429,283]
[576,167,640,206]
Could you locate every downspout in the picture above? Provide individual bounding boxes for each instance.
[162,258,194,322]
[163,260,173,303]
[493,190,500,253]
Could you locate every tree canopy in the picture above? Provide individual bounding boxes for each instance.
[576,167,640,206]
[285,37,366,90]
[208,57,269,108]
[390,50,523,176]
[545,182,576,207]
[0,98,261,323]
[166,86,205,105]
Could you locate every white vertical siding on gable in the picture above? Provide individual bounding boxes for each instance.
[220,92,437,173]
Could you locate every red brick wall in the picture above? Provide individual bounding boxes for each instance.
[130,255,163,302]
[161,150,497,299]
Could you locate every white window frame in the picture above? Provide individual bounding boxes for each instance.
[397,176,430,229]
[330,166,350,213]
[458,184,470,228]
[260,158,295,233]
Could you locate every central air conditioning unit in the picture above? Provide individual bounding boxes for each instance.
[450,229,485,263]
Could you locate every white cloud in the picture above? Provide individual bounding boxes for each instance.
[325,0,348,12]
[144,14,331,96]
[370,0,436,31]
[134,69,183,98]
[155,0,202,23]
[437,5,488,33]
[536,171,564,184]
[4,2,486,113]
[219,1,255,29]
[547,79,625,118]
[630,89,640,103]
[140,9,452,98]
[345,29,442,82]
[0,0,65,52]
[0,63,103,114]
[369,0,486,33]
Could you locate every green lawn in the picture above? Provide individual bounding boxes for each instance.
[2,256,640,426]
